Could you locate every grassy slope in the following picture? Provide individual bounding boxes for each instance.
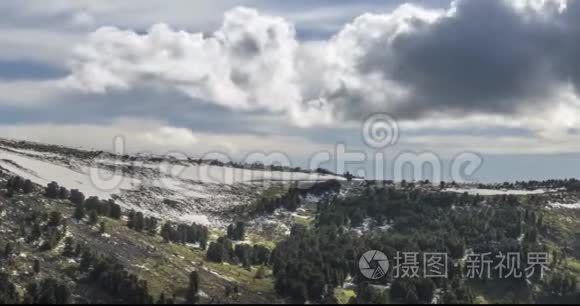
[74,212,280,303]
[5,182,578,304]
[0,188,280,304]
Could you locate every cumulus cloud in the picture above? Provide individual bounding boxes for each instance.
[64,8,304,113]
[63,0,580,135]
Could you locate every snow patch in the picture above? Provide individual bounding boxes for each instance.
[443,188,548,195]
[548,202,580,209]
[0,142,342,228]
[0,149,137,199]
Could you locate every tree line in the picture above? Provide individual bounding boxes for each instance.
[268,184,575,303]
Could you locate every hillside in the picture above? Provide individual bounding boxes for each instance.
[0,139,579,304]
[0,138,343,226]
[0,138,346,304]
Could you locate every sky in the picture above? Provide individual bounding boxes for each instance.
[1,0,580,183]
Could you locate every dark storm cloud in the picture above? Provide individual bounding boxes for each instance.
[6,0,580,128]
[346,0,580,120]
[559,1,580,89]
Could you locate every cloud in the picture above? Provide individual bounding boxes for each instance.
[310,0,580,126]
[70,11,95,28]
[0,80,68,106]
[0,118,333,160]
[65,7,310,116]
[61,0,580,135]
[353,0,558,117]
[0,119,199,154]
[0,59,66,81]
[0,28,82,64]
[4,0,580,182]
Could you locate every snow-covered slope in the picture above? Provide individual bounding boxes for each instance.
[0,146,138,199]
[442,187,549,195]
[0,139,343,225]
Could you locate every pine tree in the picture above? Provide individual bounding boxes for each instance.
[55,283,71,304]
[185,270,200,304]
[161,223,173,242]
[235,221,245,241]
[58,186,69,199]
[206,242,224,263]
[134,212,144,232]
[127,210,135,229]
[227,224,234,239]
[45,181,60,198]
[0,273,19,304]
[3,242,13,258]
[145,217,158,236]
[74,201,85,221]
[69,189,85,205]
[88,210,99,225]
[74,243,82,257]
[11,176,23,191]
[109,202,122,219]
[22,179,33,194]
[157,292,166,304]
[24,278,69,304]
[33,259,41,274]
[199,227,208,250]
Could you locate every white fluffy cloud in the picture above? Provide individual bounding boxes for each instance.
[64,5,439,126]
[62,0,580,140]
[65,8,304,113]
